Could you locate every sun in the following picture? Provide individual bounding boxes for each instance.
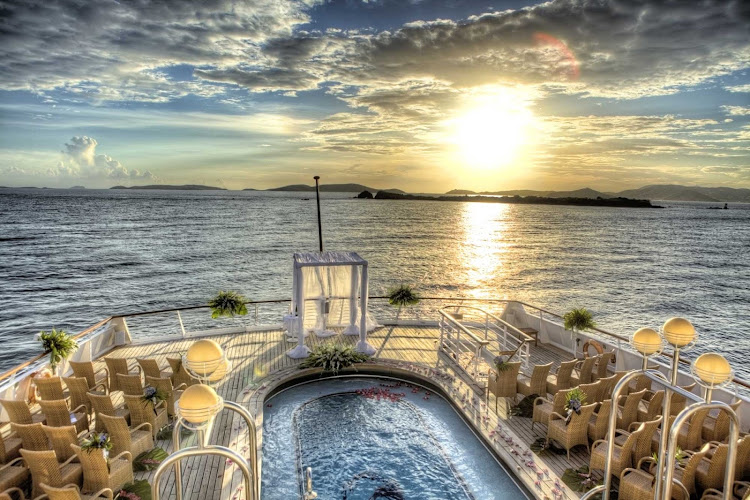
[451,97,534,170]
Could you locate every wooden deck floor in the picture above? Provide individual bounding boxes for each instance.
[104,325,587,499]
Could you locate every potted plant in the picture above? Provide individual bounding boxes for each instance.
[37,328,78,374]
[387,284,420,321]
[563,307,596,352]
[208,291,248,319]
[299,342,370,375]
[564,387,588,425]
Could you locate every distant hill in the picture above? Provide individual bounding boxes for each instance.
[270,183,406,194]
[110,184,226,191]
[447,184,750,202]
[69,186,86,189]
[242,188,257,191]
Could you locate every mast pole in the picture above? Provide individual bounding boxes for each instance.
[314,176,323,252]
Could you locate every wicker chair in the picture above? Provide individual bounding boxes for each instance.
[86,394,129,433]
[122,395,167,439]
[38,400,88,436]
[145,376,186,418]
[591,423,645,479]
[0,432,22,465]
[652,408,711,454]
[20,449,82,498]
[627,373,652,394]
[695,436,750,492]
[166,358,199,388]
[40,482,114,500]
[0,400,45,425]
[115,375,143,397]
[103,359,139,393]
[598,371,627,402]
[68,361,109,393]
[42,426,82,463]
[546,402,597,460]
[11,423,49,451]
[571,356,598,386]
[532,390,567,433]
[136,359,172,380]
[71,445,132,494]
[34,378,67,402]
[487,362,521,413]
[546,360,577,395]
[98,414,153,459]
[578,381,601,405]
[702,399,742,442]
[637,390,664,423]
[594,351,615,381]
[61,378,93,416]
[0,457,29,495]
[0,486,25,500]
[620,444,709,500]
[517,363,553,400]
[614,417,662,466]
[617,388,646,430]
[670,383,697,416]
[587,399,612,442]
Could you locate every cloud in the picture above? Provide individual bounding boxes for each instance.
[51,136,156,180]
[722,106,750,116]
[725,84,750,93]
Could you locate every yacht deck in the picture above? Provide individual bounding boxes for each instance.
[104,324,586,499]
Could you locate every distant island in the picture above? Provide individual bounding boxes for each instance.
[269,183,406,194]
[372,191,656,208]
[110,184,226,191]
[70,185,86,189]
[447,184,750,203]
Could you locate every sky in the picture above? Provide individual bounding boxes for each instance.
[0,0,749,192]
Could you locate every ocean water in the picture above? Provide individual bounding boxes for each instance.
[0,188,748,379]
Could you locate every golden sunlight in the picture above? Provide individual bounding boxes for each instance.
[451,93,535,170]
[460,202,511,299]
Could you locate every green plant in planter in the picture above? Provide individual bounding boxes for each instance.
[387,284,420,320]
[563,308,596,332]
[299,342,370,374]
[38,328,78,372]
[208,291,248,319]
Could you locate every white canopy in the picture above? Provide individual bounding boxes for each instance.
[286,251,377,358]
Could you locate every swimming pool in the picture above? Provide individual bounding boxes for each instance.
[261,377,528,500]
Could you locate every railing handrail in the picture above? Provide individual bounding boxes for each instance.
[4,296,749,391]
[438,310,490,347]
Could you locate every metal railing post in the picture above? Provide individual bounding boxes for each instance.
[222,400,260,500]
[177,311,186,338]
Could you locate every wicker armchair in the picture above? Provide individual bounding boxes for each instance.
[652,408,711,454]
[617,388,646,430]
[0,458,29,495]
[532,390,566,433]
[0,431,22,465]
[571,356,598,386]
[546,402,597,460]
[614,417,662,466]
[695,437,750,492]
[69,361,109,393]
[702,399,742,442]
[86,394,129,433]
[166,358,199,388]
[594,351,615,381]
[598,371,627,402]
[38,400,88,436]
[98,414,153,459]
[11,423,49,451]
[591,423,645,479]
[103,359,139,393]
[670,383,697,416]
[587,399,612,442]
[42,426,83,463]
[20,449,82,498]
[487,362,521,413]
[546,360,577,395]
[122,395,167,439]
[0,486,25,500]
[61,378,93,416]
[115,375,143,397]
[145,376,186,418]
[71,445,132,494]
[40,482,114,500]
[619,445,708,500]
[34,378,67,402]
[627,373,652,394]
[136,359,172,380]
[0,400,45,425]
[637,390,664,423]
[517,363,553,399]
[578,381,601,405]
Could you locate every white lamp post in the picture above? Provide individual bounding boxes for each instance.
[692,352,733,403]
[631,327,662,370]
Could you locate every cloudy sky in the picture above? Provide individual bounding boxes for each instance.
[0,0,748,192]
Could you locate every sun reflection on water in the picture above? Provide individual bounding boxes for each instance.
[459,202,512,299]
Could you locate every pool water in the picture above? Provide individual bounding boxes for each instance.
[261,378,527,500]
